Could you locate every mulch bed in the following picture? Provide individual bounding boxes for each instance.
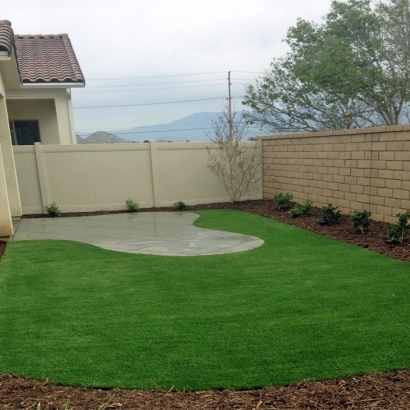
[1,199,409,409]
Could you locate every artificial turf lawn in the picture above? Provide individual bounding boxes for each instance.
[0,210,410,391]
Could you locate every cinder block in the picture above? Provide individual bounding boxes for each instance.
[379,151,395,161]
[402,161,410,171]
[395,151,410,161]
[378,187,393,197]
[340,152,351,159]
[351,151,365,159]
[387,141,404,151]
[358,160,371,168]
[386,179,402,189]
[393,189,410,199]
[400,199,410,209]
[332,175,344,183]
[344,192,357,201]
[333,160,345,167]
[372,142,387,151]
[377,205,392,216]
[357,177,371,186]
[379,132,396,142]
[371,213,385,222]
[394,170,410,180]
[365,186,379,195]
[356,194,370,203]
[385,197,401,208]
[371,178,386,188]
[345,160,358,168]
[371,160,387,169]
[350,185,364,194]
[344,176,357,185]
[333,190,344,199]
[339,168,351,176]
[386,161,403,170]
[358,142,372,150]
[346,143,359,151]
[350,201,364,210]
[339,183,351,192]
[370,195,385,205]
[378,169,395,179]
[328,152,340,159]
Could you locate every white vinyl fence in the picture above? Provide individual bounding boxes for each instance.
[13,141,262,214]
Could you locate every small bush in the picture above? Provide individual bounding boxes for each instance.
[125,198,139,213]
[289,200,313,218]
[173,200,188,211]
[349,210,372,233]
[273,192,293,210]
[319,204,341,225]
[45,202,61,218]
[386,211,410,244]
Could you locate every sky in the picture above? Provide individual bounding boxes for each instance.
[3,0,332,132]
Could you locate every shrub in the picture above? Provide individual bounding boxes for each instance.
[273,192,293,210]
[45,202,61,218]
[386,211,410,244]
[289,200,313,218]
[349,210,372,233]
[319,204,341,225]
[125,198,139,213]
[173,200,188,211]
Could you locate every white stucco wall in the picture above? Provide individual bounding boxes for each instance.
[6,99,60,144]
[6,88,76,145]
[0,70,21,224]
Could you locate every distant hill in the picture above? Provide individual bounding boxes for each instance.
[77,111,265,143]
[76,131,131,144]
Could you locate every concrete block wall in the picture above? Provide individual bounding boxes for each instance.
[261,125,410,224]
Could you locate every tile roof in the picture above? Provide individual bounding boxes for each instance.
[0,20,14,55]
[14,33,85,84]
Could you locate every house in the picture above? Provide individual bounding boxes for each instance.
[0,19,85,240]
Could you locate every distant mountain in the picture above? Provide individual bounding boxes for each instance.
[77,131,131,144]
[77,111,264,143]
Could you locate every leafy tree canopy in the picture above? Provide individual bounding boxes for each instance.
[243,0,410,133]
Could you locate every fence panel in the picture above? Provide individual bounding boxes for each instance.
[13,141,262,214]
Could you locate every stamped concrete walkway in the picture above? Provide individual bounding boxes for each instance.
[12,212,264,256]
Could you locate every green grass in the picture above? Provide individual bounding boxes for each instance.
[0,209,410,391]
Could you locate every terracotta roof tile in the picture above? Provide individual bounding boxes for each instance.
[14,33,85,84]
[0,20,14,55]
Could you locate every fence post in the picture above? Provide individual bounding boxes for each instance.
[149,140,161,207]
[34,142,50,213]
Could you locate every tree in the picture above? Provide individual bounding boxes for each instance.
[206,107,261,202]
[243,0,410,132]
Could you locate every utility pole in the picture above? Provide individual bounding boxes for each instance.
[228,71,233,141]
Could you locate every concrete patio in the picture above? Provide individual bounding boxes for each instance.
[12,212,264,256]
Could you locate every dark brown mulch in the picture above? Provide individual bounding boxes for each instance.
[1,369,410,409]
[1,199,410,409]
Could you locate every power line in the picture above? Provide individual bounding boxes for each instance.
[73,83,228,94]
[79,78,253,88]
[73,96,241,109]
[87,71,227,81]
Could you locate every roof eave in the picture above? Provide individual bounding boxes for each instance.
[21,82,85,88]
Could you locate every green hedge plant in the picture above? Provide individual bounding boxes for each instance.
[273,192,293,210]
[349,210,372,233]
[125,198,139,213]
[386,211,410,244]
[45,202,61,218]
[173,200,188,211]
[289,200,313,218]
[319,204,341,225]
